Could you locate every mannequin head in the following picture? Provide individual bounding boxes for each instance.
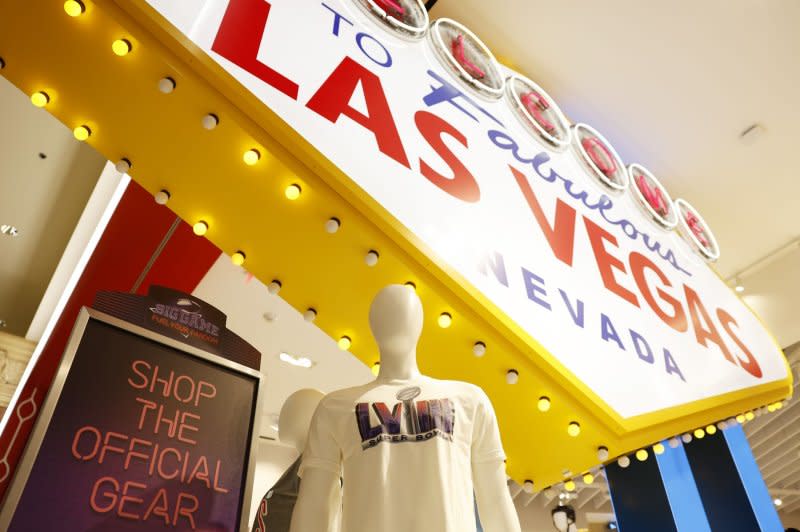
[369,284,423,357]
[551,505,576,532]
[278,388,324,453]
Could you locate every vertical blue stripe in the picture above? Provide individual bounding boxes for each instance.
[655,441,712,532]
[723,425,784,532]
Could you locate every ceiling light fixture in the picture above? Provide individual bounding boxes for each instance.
[567,422,580,437]
[279,352,314,369]
[1,225,20,237]
[437,312,452,328]
[505,369,519,385]
[774,498,783,507]
[734,276,744,293]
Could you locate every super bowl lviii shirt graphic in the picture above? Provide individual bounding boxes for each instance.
[300,376,505,532]
[355,386,456,449]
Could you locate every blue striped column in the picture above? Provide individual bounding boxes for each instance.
[606,426,783,531]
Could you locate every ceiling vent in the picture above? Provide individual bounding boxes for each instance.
[739,123,766,144]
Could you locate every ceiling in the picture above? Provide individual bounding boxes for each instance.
[0,77,105,336]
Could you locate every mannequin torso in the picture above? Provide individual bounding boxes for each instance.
[290,285,521,532]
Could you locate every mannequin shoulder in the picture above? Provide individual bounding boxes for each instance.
[316,382,378,409]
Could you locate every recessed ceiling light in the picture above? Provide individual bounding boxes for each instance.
[1,225,19,237]
[279,352,314,368]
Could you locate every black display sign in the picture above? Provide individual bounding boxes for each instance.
[1,304,263,531]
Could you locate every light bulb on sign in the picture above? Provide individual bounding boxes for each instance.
[268,280,282,295]
[505,370,519,385]
[192,221,208,236]
[303,308,317,322]
[538,397,551,413]
[112,39,132,56]
[472,341,486,357]
[154,190,170,205]
[115,158,132,174]
[365,250,379,267]
[653,443,665,455]
[325,217,341,234]
[158,77,177,94]
[682,433,692,444]
[338,336,351,350]
[618,456,630,468]
[567,422,580,437]
[64,0,85,16]
[202,113,219,130]
[564,480,576,492]
[745,411,755,421]
[706,425,717,435]
[636,449,648,462]
[73,125,91,141]
[694,428,705,439]
[371,362,380,376]
[583,473,594,485]
[437,312,452,328]
[31,91,50,108]
[668,437,680,448]
[231,251,246,266]
[285,184,302,200]
[243,149,260,166]
[596,446,609,461]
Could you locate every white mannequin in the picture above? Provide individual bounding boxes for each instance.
[290,285,521,532]
[278,388,325,453]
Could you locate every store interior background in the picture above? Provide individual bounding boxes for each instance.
[1,0,799,529]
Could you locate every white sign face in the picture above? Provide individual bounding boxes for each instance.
[147,0,786,418]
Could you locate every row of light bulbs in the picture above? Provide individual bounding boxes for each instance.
[523,399,787,494]
[42,0,310,271]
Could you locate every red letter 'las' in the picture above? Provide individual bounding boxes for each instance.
[306,57,410,168]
